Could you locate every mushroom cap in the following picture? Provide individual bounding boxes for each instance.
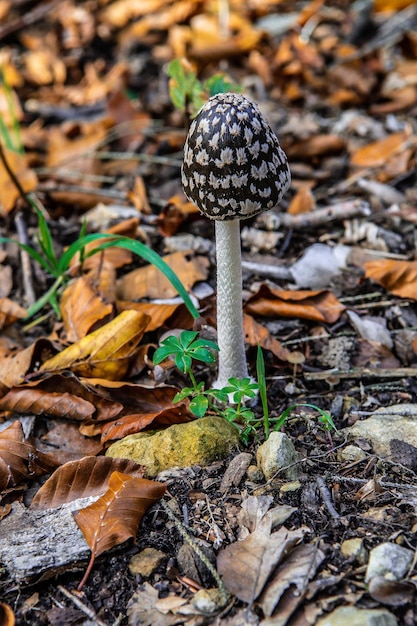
[181,92,291,220]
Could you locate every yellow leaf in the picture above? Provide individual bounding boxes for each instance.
[40,310,150,380]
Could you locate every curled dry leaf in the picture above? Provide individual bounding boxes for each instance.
[350,129,411,168]
[39,310,150,380]
[365,259,417,300]
[217,513,308,604]
[0,421,58,492]
[0,298,27,329]
[0,337,57,389]
[245,284,345,324]
[243,314,290,363]
[60,273,115,342]
[73,471,166,589]
[30,456,145,510]
[117,301,194,333]
[0,601,15,626]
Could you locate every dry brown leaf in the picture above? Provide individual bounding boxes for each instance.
[243,314,290,362]
[368,576,415,606]
[0,338,58,388]
[0,601,15,626]
[217,513,307,604]
[0,298,27,329]
[61,273,115,342]
[73,471,166,588]
[245,285,345,324]
[0,420,57,492]
[39,310,150,380]
[350,129,411,168]
[35,421,103,465]
[0,386,96,420]
[117,251,209,301]
[100,402,193,443]
[285,134,345,159]
[259,542,325,617]
[365,259,417,299]
[287,184,316,215]
[31,456,145,510]
[0,148,38,214]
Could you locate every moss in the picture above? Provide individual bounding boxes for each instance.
[106,416,240,476]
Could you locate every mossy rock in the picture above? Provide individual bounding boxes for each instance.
[106,416,240,477]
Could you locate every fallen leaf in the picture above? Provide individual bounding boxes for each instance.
[0,420,57,492]
[243,314,290,362]
[365,259,417,299]
[245,285,345,323]
[217,514,307,604]
[73,471,166,588]
[117,251,209,300]
[0,602,15,626]
[31,456,145,510]
[259,542,325,617]
[350,129,411,168]
[0,148,38,214]
[0,298,27,329]
[40,310,150,380]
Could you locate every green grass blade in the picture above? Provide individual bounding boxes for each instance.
[59,234,200,319]
[0,236,57,276]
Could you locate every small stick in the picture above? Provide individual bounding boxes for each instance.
[57,585,109,626]
[316,476,340,521]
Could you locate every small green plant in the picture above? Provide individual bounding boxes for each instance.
[167,58,240,118]
[153,330,260,443]
[154,330,336,445]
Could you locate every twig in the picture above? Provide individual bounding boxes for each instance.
[57,585,110,626]
[161,499,229,606]
[277,200,371,230]
[241,260,293,280]
[14,212,35,306]
[0,0,60,41]
[304,367,417,381]
[316,476,340,520]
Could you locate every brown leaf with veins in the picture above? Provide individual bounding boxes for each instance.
[40,310,150,380]
[245,285,345,324]
[31,456,145,510]
[365,259,417,300]
[74,471,166,589]
[0,421,57,492]
[217,513,307,604]
[0,387,96,420]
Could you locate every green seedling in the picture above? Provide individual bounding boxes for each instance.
[167,58,240,118]
[154,330,262,443]
[154,331,336,445]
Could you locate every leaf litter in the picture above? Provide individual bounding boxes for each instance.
[1,0,417,624]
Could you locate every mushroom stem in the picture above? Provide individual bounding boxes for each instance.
[214,219,248,389]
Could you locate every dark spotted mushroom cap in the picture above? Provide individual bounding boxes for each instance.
[181,92,291,220]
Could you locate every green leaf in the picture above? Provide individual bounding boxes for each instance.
[173,387,194,403]
[153,345,176,365]
[189,395,209,418]
[175,353,192,374]
[189,347,217,364]
[179,330,199,348]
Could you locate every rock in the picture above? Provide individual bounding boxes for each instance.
[191,588,227,613]
[106,416,240,476]
[337,444,367,463]
[316,606,397,626]
[256,432,299,480]
[345,404,417,456]
[365,542,414,583]
[340,537,367,564]
[128,548,167,577]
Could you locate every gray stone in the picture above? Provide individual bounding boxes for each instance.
[256,432,299,480]
[316,606,397,626]
[345,404,417,456]
[340,537,367,564]
[106,416,240,477]
[365,542,414,583]
[337,444,367,463]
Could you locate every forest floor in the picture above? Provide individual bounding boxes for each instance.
[1,1,417,625]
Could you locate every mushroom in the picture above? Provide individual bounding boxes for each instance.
[181,92,291,388]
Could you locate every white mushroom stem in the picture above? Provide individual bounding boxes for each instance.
[214,219,249,389]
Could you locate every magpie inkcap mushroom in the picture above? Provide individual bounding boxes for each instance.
[181,92,291,388]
